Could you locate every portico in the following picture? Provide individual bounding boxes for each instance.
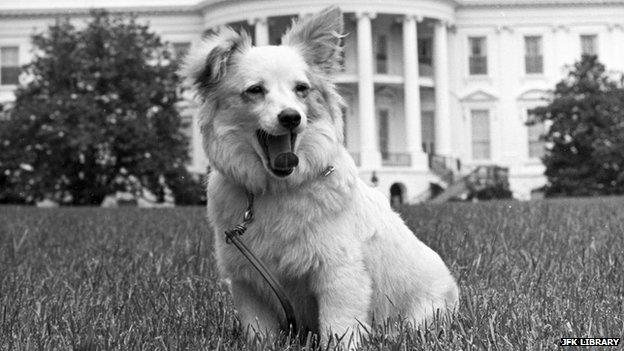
[352,12,451,171]
[215,8,455,201]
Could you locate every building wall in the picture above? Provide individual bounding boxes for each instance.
[452,2,624,198]
[2,1,623,201]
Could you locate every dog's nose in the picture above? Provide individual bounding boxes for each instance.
[278,109,301,130]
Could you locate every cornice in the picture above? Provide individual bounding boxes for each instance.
[458,0,624,8]
[0,5,198,19]
[2,0,622,19]
[1,0,459,21]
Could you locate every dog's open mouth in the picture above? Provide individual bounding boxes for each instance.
[256,130,299,177]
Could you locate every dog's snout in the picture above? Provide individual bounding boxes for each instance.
[278,109,301,130]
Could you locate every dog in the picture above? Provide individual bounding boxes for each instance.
[181,6,459,347]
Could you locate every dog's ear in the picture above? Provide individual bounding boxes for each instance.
[180,28,251,97]
[281,6,344,74]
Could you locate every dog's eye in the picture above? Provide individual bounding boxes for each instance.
[295,83,310,97]
[245,85,265,95]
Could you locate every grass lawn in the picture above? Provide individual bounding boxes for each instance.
[1,198,623,350]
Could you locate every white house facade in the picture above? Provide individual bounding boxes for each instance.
[2,0,623,201]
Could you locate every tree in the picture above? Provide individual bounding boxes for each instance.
[0,10,202,205]
[530,55,624,197]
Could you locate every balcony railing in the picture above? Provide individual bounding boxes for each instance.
[381,152,411,167]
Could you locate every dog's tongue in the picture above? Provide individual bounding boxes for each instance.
[267,134,298,171]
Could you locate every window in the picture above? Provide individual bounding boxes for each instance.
[528,122,545,159]
[1,46,19,85]
[418,38,432,65]
[525,36,543,74]
[471,109,490,159]
[468,37,487,75]
[338,43,346,72]
[378,109,390,159]
[580,35,597,56]
[172,42,190,62]
[376,35,388,74]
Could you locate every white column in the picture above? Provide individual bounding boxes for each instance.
[550,26,563,76]
[496,26,515,163]
[615,25,624,72]
[402,15,427,169]
[608,24,624,71]
[249,17,269,46]
[356,12,380,169]
[552,24,572,75]
[433,20,452,156]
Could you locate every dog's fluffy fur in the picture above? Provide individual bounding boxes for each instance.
[181,6,459,346]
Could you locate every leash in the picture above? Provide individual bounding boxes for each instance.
[224,165,335,334]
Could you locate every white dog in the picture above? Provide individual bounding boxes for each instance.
[182,6,458,347]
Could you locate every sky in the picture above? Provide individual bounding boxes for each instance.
[0,0,201,10]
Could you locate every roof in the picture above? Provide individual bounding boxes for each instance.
[0,0,198,11]
[1,0,622,16]
[458,0,624,7]
[0,0,200,17]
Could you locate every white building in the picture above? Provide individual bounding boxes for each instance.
[2,0,623,201]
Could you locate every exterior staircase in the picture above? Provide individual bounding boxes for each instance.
[427,154,510,203]
[429,154,461,186]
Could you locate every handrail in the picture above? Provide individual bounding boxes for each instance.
[429,164,510,203]
[428,154,461,184]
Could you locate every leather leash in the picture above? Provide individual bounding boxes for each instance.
[224,165,335,334]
